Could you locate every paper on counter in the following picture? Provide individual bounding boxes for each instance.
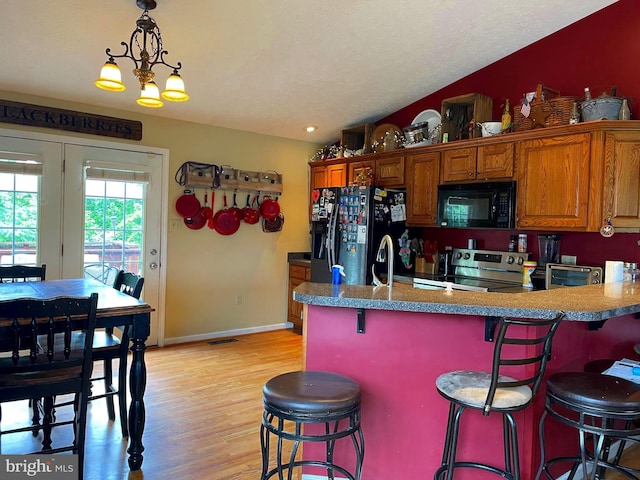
[605,260,624,283]
[602,358,640,383]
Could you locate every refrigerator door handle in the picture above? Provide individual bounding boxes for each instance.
[327,206,338,272]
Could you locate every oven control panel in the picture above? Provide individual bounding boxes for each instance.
[452,249,530,281]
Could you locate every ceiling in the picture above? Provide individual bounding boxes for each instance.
[0,0,617,145]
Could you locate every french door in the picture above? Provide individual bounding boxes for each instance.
[0,130,166,345]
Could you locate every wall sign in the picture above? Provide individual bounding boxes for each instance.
[0,99,142,141]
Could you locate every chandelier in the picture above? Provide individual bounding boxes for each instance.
[94,0,189,108]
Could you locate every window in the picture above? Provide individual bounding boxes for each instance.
[0,157,43,266]
[82,161,150,283]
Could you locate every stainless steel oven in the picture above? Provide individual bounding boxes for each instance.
[545,264,603,288]
[413,248,530,292]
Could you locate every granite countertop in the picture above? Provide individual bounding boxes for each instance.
[293,281,640,321]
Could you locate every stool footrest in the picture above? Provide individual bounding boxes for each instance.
[263,460,357,480]
[435,461,516,480]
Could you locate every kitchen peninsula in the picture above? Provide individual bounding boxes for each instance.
[293,282,640,480]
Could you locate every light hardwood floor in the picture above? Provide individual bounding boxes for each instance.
[1,329,303,480]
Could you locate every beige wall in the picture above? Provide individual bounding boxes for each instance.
[0,90,318,343]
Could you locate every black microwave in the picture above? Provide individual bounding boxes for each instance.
[436,181,516,229]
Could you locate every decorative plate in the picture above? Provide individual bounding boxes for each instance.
[370,123,403,152]
[412,109,442,129]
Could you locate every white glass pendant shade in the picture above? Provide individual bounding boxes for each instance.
[161,73,189,102]
[136,81,164,108]
[95,60,126,92]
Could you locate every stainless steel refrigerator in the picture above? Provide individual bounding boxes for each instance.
[310,185,419,285]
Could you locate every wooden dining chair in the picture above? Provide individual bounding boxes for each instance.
[90,271,144,437]
[48,271,143,438]
[0,293,98,480]
[0,264,47,429]
[0,264,46,283]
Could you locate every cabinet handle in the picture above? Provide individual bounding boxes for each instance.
[469,172,474,177]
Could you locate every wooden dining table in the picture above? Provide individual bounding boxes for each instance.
[0,277,153,471]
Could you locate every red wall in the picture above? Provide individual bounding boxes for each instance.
[304,305,640,480]
[378,0,640,128]
[376,0,640,268]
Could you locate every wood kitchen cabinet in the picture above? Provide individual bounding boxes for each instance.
[288,263,310,334]
[602,130,640,231]
[309,162,347,218]
[406,151,440,226]
[310,162,347,190]
[347,159,374,186]
[375,154,405,187]
[440,143,514,182]
[515,132,592,229]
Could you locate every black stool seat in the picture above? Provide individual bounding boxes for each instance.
[548,372,640,413]
[538,372,640,480]
[260,370,365,480]
[263,370,361,415]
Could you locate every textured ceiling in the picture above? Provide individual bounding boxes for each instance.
[0,0,617,145]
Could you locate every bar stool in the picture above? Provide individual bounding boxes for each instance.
[537,372,640,480]
[434,312,565,480]
[260,370,365,480]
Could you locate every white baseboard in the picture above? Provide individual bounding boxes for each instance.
[163,322,290,345]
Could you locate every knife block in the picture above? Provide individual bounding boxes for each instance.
[415,255,438,275]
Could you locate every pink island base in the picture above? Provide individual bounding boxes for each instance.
[301,304,640,480]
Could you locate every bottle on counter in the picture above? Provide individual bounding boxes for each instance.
[517,233,528,253]
[623,262,632,282]
[501,99,512,132]
[631,263,639,282]
[584,87,592,101]
[620,98,631,120]
[522,260,537,288]
[569,102,580,124]
[508,235,517,252]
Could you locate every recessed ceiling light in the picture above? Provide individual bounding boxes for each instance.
[305,125,317,133]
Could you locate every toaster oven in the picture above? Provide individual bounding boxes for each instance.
[545,263,603,289]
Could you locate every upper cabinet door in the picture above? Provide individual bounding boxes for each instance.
[375,155,405,187]
[477,143,514,180]
[326,163,347,187]
[406,152,440,226]
[310,165,327,191]
[516,133,591,229]
[440,147,476,182]
[348,160,374,186]
[603,131,640,230]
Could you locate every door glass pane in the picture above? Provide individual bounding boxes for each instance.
[84,179,144,285]
[0,172,39,266]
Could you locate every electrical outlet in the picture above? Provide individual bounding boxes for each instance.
[235,294,242,305]
[561,255,577,265]
[170,219,181,231]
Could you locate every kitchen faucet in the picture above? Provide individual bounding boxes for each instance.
[372,234,394,288]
